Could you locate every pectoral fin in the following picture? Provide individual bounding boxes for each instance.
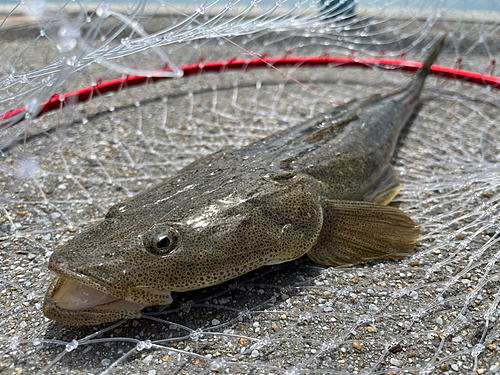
[364,165,401,205]
[307,199,419,266]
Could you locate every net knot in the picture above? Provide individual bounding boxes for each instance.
[136,340,152,351]
[65,339,78,352]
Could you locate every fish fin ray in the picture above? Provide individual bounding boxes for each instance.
[305,113,359,143]
[307,199,419,266]
[357,93,383,108]
[363,165,401,205]
[266,259,293,265]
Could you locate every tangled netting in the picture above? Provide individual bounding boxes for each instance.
[1,0,500,374]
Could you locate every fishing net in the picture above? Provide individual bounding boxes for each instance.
[1,0,499,374]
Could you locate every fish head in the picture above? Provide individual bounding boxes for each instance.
[44,202,177,326]
[44,175,322,326]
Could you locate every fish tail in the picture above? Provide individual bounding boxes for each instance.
[415,31,448,81]
[373,31,448,104]
[407,31,448,95]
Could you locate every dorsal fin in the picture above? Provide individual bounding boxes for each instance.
[305,113,359,143]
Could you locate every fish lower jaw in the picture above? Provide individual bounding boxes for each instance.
[43,276,173,326]
[50,277,147,311]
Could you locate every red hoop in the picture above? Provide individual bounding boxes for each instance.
[2,56,498,129]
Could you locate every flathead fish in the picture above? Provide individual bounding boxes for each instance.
[44,33,447,325]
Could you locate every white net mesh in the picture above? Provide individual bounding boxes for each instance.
[1,1,500,374]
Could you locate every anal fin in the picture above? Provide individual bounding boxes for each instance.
[364,165,401,205]
[307,199,420,266]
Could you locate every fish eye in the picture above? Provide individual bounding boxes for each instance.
[143,225,178,255]
[156,236,171,249]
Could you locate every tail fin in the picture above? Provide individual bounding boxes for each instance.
[357,32,448,106]
[397,31,448,99]
[415,31,448,81]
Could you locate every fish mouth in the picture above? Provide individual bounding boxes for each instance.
[43,271,172,326]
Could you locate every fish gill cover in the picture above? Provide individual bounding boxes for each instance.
[0,0,499,374]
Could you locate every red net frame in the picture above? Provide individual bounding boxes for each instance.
[1,56,498,129]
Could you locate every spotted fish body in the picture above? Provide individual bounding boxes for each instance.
[44,34,447,326]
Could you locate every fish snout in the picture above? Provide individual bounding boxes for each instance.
[49,247,134,300]
[48,246,77,276]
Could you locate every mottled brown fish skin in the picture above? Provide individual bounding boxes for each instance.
[44,33,447,326]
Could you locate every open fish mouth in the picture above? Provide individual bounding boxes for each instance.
[51,277,148,310]
[43,275,172,326]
